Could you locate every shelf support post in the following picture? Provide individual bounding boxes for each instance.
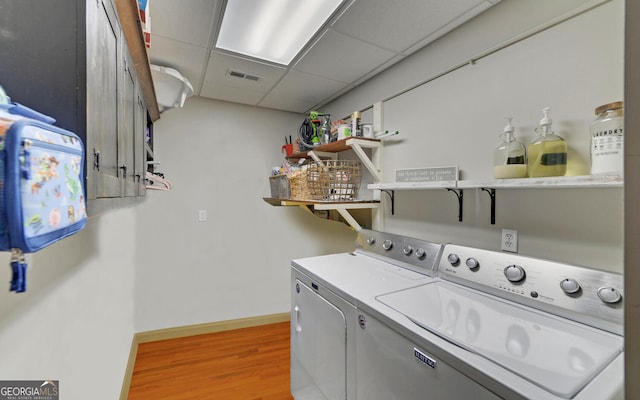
[335,208,362,232]
[446,189,464,222]
[481,188,496,225]
[347,139,383,183]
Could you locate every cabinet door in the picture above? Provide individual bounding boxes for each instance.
[86,0,121,199]
[120,51,137,197]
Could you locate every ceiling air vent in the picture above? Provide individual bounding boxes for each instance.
[227,69,262,82]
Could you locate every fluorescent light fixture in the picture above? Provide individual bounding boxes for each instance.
[216,0,343,65]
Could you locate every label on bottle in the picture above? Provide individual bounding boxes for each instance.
[591,117,623,174]
[506,155,525,165]
[540,153,567,166]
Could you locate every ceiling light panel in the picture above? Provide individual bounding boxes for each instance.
[216,0,343,65]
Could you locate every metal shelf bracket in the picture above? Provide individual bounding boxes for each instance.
[481,188,496,225]
[381,190,395,215]
[446,188,464,222]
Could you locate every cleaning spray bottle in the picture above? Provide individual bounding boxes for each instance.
[527,107,567,177]
[493,118,527,178]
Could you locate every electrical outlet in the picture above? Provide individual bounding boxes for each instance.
[502,229,518,252]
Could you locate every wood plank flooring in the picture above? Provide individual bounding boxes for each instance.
[128,322,293,400]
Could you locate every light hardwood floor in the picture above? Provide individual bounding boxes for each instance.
[127,321,293,400]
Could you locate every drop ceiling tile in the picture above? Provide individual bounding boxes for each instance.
[149,0,219,47]
[403,1,495,55]
[331,0,490,52]
[267,70,348,104]
[351,54,405,86]
[200,82,267,106]
[257,95,317,114]
[204,51,287,93]
[148,35,208,93]
[293,29,396,84]
[148,36,208,93]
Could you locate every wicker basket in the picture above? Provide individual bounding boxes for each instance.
[306,160,362,201]
[288,169,313,200]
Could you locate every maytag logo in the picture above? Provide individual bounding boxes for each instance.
[413,348,436,368]
[0,380,58,400]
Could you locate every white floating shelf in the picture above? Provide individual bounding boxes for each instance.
[367,173,623,191]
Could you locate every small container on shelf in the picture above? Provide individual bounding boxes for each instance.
[527,107,567,177]
[590,101,623,175]
[493,118,527,179]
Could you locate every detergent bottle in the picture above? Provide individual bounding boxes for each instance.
[527,107,567,177]
[493,118,527,178]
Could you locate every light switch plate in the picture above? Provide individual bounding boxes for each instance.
[198,210,207,222]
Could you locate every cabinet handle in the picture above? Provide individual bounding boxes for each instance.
[120,164,127,178]
[93,149,100,171]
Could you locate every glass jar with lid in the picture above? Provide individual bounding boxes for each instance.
[590,101,623,174]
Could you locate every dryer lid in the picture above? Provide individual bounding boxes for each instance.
[377,281,623,399]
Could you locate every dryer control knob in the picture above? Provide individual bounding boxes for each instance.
[382,239,393,251]
[448,254,460,266]
[465,258,480,270]
[597,287,622,304]
[403,245,413,256]
[415,248,427,260]
[366,237,376,245]
[504,265,526,282]
[560,278,581,294]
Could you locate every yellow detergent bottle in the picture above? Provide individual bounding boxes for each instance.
[527,107,567,177]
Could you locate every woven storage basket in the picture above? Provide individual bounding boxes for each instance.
[288,169,313,200]
[307,160,362,201]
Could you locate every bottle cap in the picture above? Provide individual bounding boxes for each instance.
[540,107,552,126]
[503,117,514,134]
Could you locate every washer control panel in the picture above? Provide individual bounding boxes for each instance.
[355,229,442,277]
[438,244,623,334]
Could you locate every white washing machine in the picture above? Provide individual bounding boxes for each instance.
[290,231,624,400]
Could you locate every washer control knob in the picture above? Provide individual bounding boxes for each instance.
[382,239,393,251]
[504,265,526,282]
[465,258,480,270]
[366,237,376,245]
[448,254,460,266]
[560,278,581,294]
[403,245,413,256]
[415,248,427,260]
[597,287,622,304]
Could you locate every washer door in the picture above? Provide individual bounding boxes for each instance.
[291,279,346,400]
[356,310,501,400]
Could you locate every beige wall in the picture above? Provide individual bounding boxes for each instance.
[0,208,136,400]
[134,97,356,332]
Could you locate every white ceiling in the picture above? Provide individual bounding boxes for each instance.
[148,0,500,114]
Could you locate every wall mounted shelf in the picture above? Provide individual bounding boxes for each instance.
[367,173,623,225]
[263,198,380,230]
[265,137,383,231]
